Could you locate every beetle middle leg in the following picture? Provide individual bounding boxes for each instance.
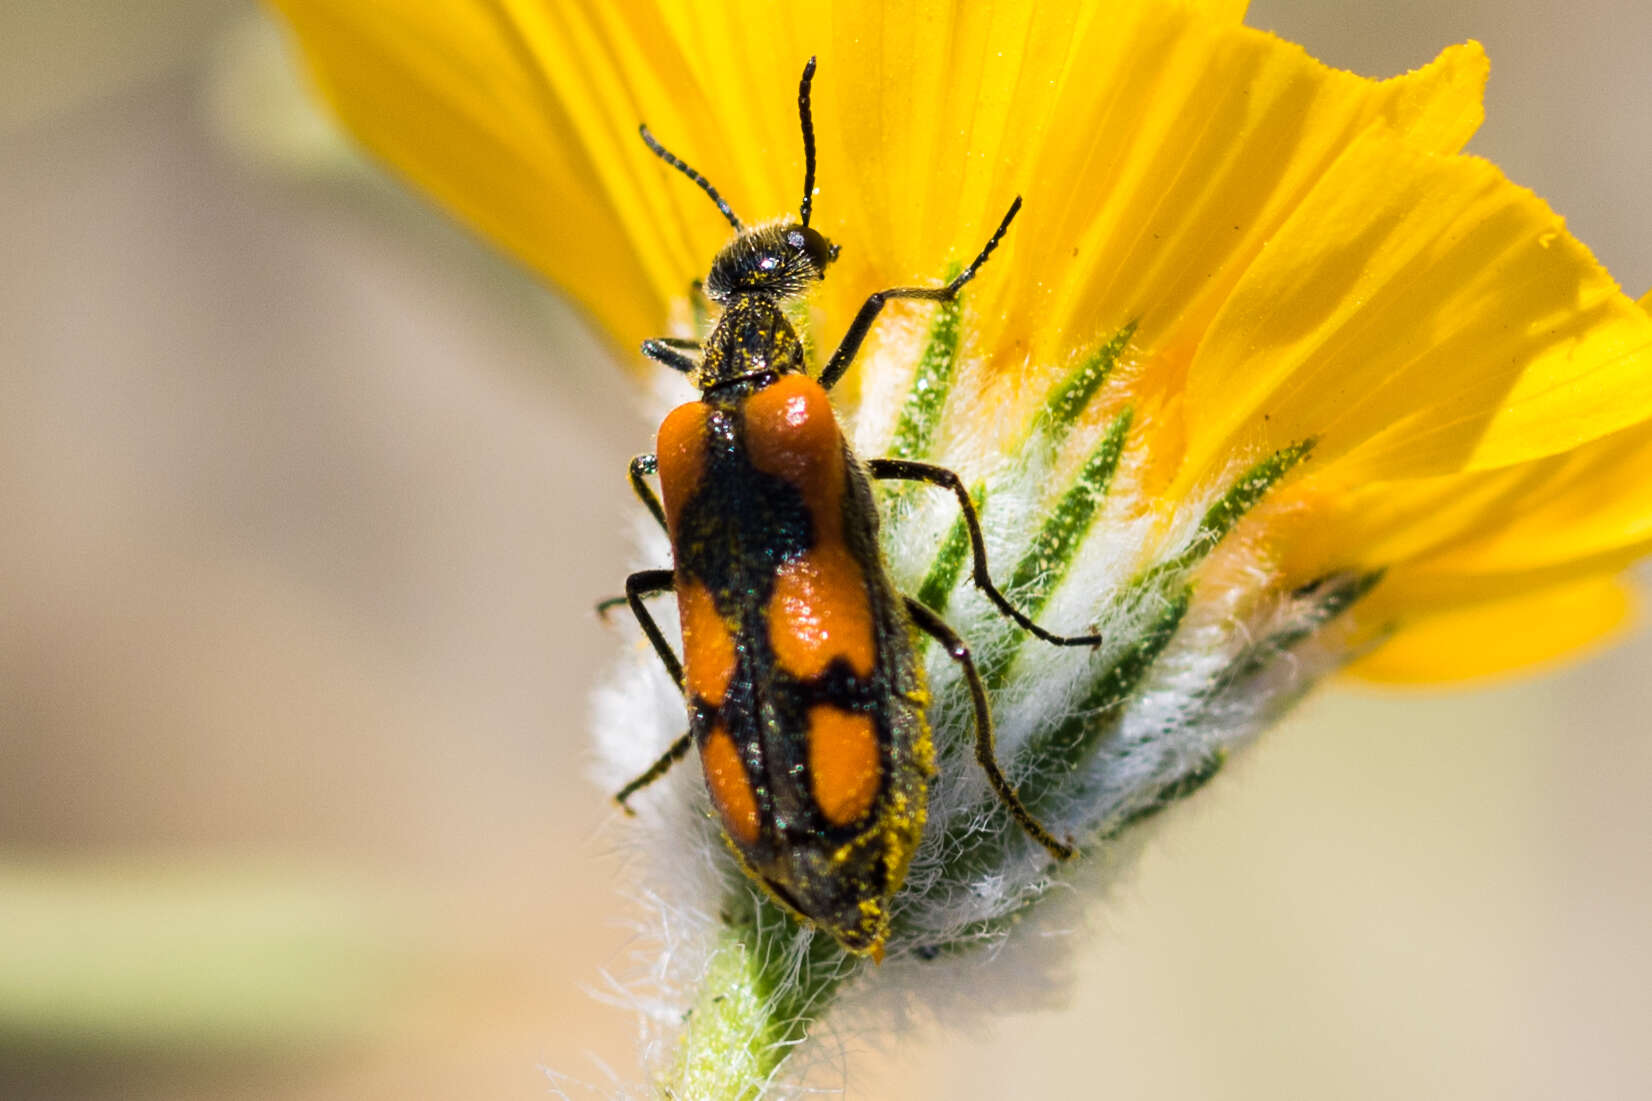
[605,565,694,807]
[613,568,683,691]
[904,597,1075,862]
[606,570,695,806]
[869,458,1102,647]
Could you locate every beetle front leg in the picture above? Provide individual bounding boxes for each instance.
[642,337,701,374]
[819,197,1021,391]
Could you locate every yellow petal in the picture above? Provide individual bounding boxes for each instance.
[1179,0,1250,20]
[1179,128,1652,491]
[1347,574,1634,683]
[269,0,678,349]
[1369,423,1652,579]
[1468,432,1652,570]
[1000,32,1485,374]
[270,1,1487,372]
[268,0,1652,684]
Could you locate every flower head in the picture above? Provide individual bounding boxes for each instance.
[270,0,1652,1094]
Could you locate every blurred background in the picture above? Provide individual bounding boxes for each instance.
[1,1,1648,1098]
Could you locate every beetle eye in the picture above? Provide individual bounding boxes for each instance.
[786,230,806,250]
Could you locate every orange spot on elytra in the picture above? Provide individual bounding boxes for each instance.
[702,725,760,845]
[807,706,881,826]
[678,579,735,706]
[743,375,844,535]
[656,401,708,534]
[767,545,876,679]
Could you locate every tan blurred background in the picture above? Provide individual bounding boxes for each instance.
[1,1,1647,1098]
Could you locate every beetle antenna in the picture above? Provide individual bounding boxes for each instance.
[639,125,742,230]
[798,57,818,227]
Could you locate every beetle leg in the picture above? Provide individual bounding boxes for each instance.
[869,458,1102,647]
[819,198,1021,391]
[628,452,668,534]
[614,729,695,812]
[618,568,684,691]
[594,514,665,614]
[904,597,1076,862]
[642,338,701,373]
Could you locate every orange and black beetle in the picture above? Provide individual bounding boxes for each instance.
[611,59,1094,958]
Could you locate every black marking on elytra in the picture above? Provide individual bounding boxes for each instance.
[672,406,813,610]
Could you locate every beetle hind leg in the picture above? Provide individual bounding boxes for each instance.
[614,729,694,811]
[903,596,1076,861]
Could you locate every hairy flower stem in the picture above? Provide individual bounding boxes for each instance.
[663,896,855,1099]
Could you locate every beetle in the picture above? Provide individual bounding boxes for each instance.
[610,58,1097,958]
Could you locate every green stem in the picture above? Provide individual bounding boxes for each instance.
[662,895,857,1099]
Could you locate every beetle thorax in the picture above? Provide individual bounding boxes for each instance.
[696,296,807,394]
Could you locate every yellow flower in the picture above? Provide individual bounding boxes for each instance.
[268,0,1652,1093]
[270,0,1651,684]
